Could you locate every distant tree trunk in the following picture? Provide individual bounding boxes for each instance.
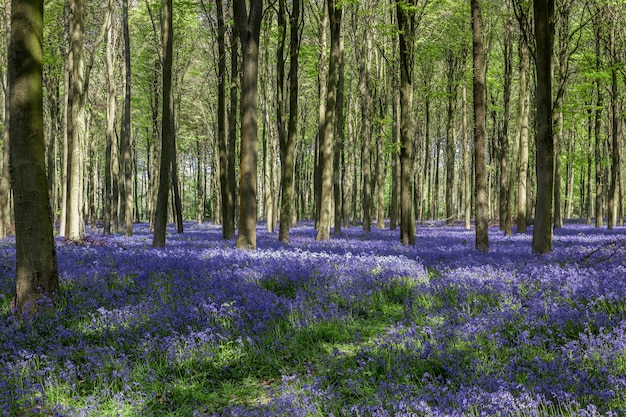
[390,86,400,230]
[445,51,458,226]
[594,13,604,228]
[224,7,238,239]
[317,0,341,241]
[278,0,301,242]
[376,97,385,230]
[171,134,183,233]
[334,34,345,235]
[122,0,132,236]
[104,0,116,236]
[532,0,555,254]
[215,0,233,238]
[516,37,530,233]
[9,0,59,313]
[397,1,417,245]
[499,7,513,235]
[196,137,204,223]
[608,24,620,230]
[359,30,372,232]
[234,0,263,249]
[472,0,488,252]
[152,0,174,247]
[461,81,471,230]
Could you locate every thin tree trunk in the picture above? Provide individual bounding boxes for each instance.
[122,0,132,236]
[500,7,513,235]
[359,30,372,232]
[462,81,471,230]
[314,1,328,229]
[516,38,530,233]
[472,0,488,252]
[608,24,619,230]
[104,0,116,235]
[445,51,458,226]
[334,33,345,235]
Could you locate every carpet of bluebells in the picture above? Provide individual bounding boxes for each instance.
[1,221,626,416]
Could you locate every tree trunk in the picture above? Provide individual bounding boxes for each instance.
[499,7,513,235]
[0,1,11,238]
[152,0,174,247]
[314,2,328,229]
[532,0,555,254]
[278,0,301,242]
[9,0,59,313]
[516,37,530,233]
[594,15,604,228]
[334,34,345,235]
[397,1,417,245]
[445,51,458,226]
[461,81,471,230]
[104,0,116,235]
[66,0,85,241]
[472,0,488,252]
[122,0,132,236]
[608,25,620,230]
[316,0,341,241]
[359,30,372,232]
[234,0,263,249]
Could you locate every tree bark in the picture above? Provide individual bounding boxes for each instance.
[104,0,116,236]
[152,0,174,247]
[316,0,341,241]
[122,0,132,236]
[278,0,301,242]
[334,33,345,235]
[462,81,471,230]
[445,51,458,226]
[359,28,372,232]
[472,0,489,252]
[499,6,513,235]
[516,37,530,233]
[532,0,555,254]
[9,0,59,313]
[397,1,417,245]
[234,0,263,249]
[608,24,620,229]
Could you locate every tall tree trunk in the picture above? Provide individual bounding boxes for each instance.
[0,1,11,238]
[104,0,116,235]
[314,2,328,229]
[234,0,263,249]
[608,24,620,230]
[359,28,372,232]
[516,37,530,233]
[334,33,345,235]
[278,0,301,242]
[376,95,385,230]
[66,0,85,241]
[152,0,174,247]
[594,14,604,228]
[445,51,458,226]
[472,0,488,252]
[215,0,233,238]
[532,0,555,253]
[499,6,513,235]
[462,81,471,230]
[397,1,417,246]
[9,0,59,313]
[122,0,132,236]
[317,0,341,241]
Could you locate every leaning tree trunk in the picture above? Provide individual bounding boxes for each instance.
[532,0,555,254]
[9,0,59,313]
[472,0,489,252]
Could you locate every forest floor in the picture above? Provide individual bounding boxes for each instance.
[1,221,626,416]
